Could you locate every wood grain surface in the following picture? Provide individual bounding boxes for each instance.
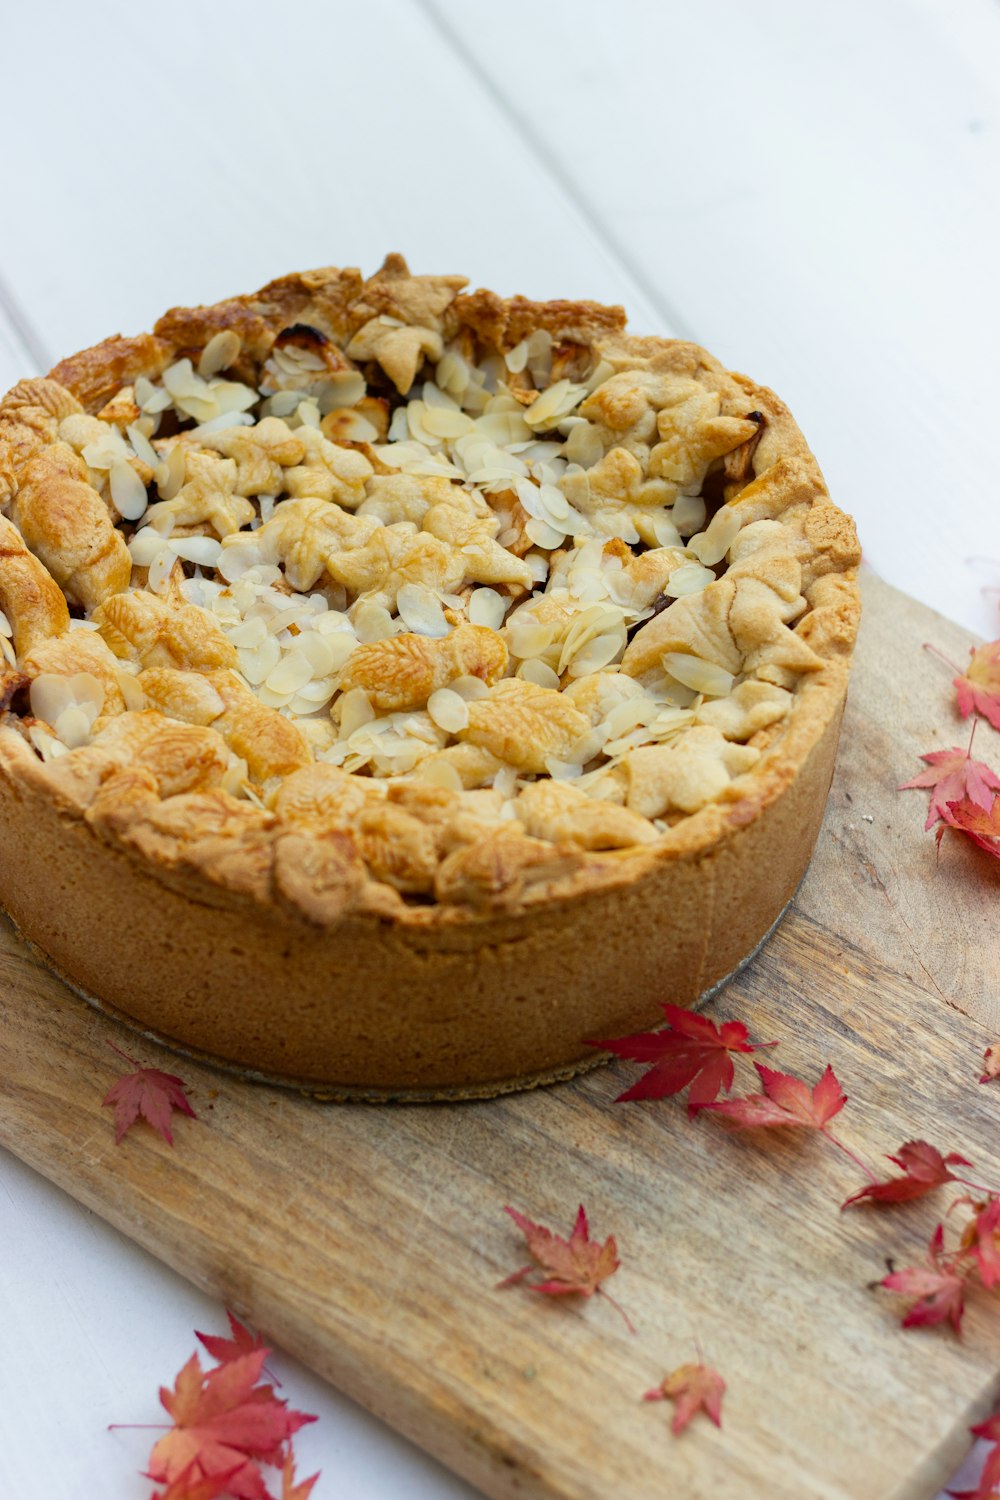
[1,570,999,1500]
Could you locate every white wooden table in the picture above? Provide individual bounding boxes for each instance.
[1,2,997,1494]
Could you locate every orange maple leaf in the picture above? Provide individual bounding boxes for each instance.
[498,1204,635,1332]
[937,794,1000,860]
[644,1361,726,1435]
[954,641,1000,731]
[959,1197,1000,1290]
[102,1041,196,1146]
[280,1456,320,1500]
[147,1349,315,1498]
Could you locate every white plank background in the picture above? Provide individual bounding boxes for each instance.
[0,2,998,1496]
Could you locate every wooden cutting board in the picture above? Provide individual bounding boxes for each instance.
[2,570,999,1500]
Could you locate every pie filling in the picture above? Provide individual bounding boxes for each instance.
[0,258,854,914]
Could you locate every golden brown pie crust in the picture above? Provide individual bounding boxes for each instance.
[0,257,860,1096]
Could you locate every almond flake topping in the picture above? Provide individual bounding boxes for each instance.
[0,260,848,893]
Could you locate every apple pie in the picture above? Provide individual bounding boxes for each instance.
[0,256,860,1096]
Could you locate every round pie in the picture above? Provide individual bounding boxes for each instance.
[0,255,860,1098]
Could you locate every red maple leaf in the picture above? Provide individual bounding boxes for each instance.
[960,1197,1000,1289]
[842,1140,972,1210]
[881,1224,967,1335]
[147,1349,315,1498]
[981,1044,1000,1085]
[937,795,1000,860]
[498,1204,635,1332]
[698,1062,846,1131]
[590,1004,775,1110]
[102,1042,196,1146]
[279,1457,320,1500]
[954,640,1000,730]
[643,1361,726,1435]
[197,1313,279,1386]
[900,745,1000,830]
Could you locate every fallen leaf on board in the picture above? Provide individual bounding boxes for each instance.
[937,795,1000,860]
[643,1362,726,1435]
[900,746,1000,831]
[954,641,1000,731]
[589,1004,775,1110]
[147,1349,315,1498]
[499,1204,635,1332]
[960,1197,1000,1290]
[842,1140,972,1210]
[881,1224,967,1336]
[981,1044,1000,1085]
[102,1043,196,1146]
[698,1062,846,1131]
